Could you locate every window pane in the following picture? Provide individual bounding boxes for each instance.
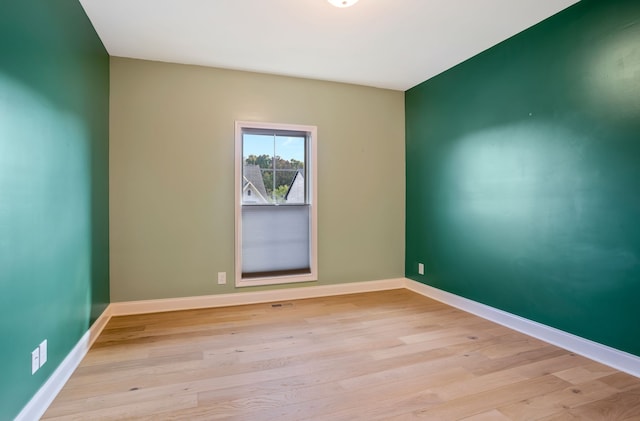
[243,134,275,167]
[243,134,271,204]
[274,136,305,168]
[275,135,305,204]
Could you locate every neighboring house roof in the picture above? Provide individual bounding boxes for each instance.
[243,164,269,203]
[285,170,305,203]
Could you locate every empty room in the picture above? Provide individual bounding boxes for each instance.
[2,0,640,419]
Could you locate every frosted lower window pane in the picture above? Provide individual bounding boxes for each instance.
[242,205,310,274]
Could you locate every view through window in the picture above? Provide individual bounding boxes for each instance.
[242,132,306,205]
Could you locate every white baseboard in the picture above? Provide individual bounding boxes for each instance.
[404,278,640,378]
[15,306,113,421]
[110,278,406,316]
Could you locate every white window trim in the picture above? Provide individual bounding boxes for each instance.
[234,121,318,287]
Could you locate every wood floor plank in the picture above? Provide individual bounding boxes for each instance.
[42,289,640,420]
[566,385,640,420]
[393,375,571,420]
[459,409,512,421]
[498,379,620,420]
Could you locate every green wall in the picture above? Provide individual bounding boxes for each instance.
[406,0,640,356]
[0,1,110,419]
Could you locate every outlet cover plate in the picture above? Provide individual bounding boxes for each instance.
[31,348,40,374]
[39,340,47,367]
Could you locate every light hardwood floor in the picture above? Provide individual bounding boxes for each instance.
[43,289,640,420]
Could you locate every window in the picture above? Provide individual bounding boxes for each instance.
[235,121,317,287]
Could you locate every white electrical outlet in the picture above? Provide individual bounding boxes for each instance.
[31,348,40,375]
[217,272,226,285]
[39,340,47,367]
[418,263,424,275]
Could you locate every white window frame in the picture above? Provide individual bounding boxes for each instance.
[234,121,318,287]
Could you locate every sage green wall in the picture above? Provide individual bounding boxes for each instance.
[406,0,640,356]
[0,1,110,419]
[110,58,405,301]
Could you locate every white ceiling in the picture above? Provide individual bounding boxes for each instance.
[79,0,579,91]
